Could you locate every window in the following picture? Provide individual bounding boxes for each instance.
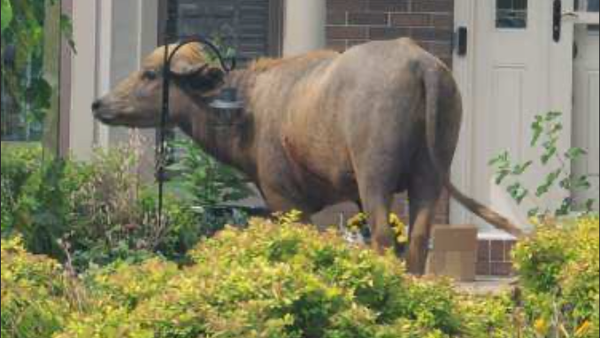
[496,0,528,29]
[575,0,600,33]
[164,0,283,65]
[576,0,600,12]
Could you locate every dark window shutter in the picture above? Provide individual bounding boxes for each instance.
[166,0,278,64]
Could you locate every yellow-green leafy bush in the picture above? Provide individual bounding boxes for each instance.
[1,237,73,338]
[56,217,472,338]
[3,215,599,338]
[513,215,600,337]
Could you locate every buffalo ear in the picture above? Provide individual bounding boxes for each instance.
[171,61,225,92]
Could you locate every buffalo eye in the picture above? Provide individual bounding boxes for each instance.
[142,70,158,81]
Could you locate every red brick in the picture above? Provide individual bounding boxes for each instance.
[433,191,450,224]
[348,39,370,48]
[477,240,491,262]
[327,40,348,52]
[477,261,491,276]
[490,240,505,262]
[421,41,452,58]
[491,262,514,277]
[327,26,369,40]
[368,0,410,12]
[412,0,455,13]
[327,0,369,12]
[411,27,453,41]
[348,12,389,25]
[391,13,432,27]
[369,27,411,40]
[431,14,454,28]
[327,12,347,25]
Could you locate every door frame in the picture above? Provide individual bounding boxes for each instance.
[450,0,478,229]
[451,0,577,235]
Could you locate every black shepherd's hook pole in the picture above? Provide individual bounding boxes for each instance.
[156,36,237,230]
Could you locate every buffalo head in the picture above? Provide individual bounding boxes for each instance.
[92,43,225,128]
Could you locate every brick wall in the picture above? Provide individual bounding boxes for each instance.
[326,0,455,66]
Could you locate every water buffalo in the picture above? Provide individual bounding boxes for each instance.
[92,38,524,274]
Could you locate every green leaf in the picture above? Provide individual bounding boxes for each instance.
[555,198,573,217]
[507,183,528,204]
[512,161,533,175]
[546,111,563,121]
[585,199,596,213]
[541,146,558,165]
[489,151,509,167]
[60,14,77,53]
[571,175,592,191]
[528,207,541,218]
[0,0,12,33]
[495,170,511,185]
[565,147,588,160]
[536,170,561,197]
[530,116,545,146]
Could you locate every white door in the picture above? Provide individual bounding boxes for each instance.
[452,0,577,236]
[573,1,600,209]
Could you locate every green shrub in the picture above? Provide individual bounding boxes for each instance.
[63,139,201,268]
[1,140,199,269]
[56,216,472,338]
[1,144,43,234]
[2,134,252,270]
[168,138,252,237]
[513,215,600,336]
[1,237,74,338]
[2,214,599,338]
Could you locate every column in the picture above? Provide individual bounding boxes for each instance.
[283,0,326,56]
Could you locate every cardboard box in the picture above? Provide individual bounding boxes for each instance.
[426,225,479,282]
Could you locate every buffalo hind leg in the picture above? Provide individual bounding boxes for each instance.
[407,158,444,275]
[357,183,397,254]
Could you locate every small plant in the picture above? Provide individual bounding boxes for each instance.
[490,111,597,218]
[342,212,408,246]
[168,138,252,236]
[168,138,252,207]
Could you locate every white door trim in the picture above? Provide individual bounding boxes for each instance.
[451,0,477,227]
